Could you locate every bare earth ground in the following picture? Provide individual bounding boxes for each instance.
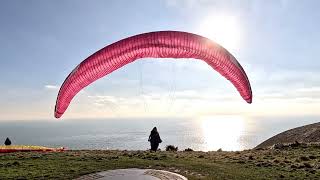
[1,145,320,180]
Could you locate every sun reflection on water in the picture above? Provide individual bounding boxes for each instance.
[201,116,245,151]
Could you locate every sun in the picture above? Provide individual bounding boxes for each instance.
[197,14,241,53]
[201,115,245,151]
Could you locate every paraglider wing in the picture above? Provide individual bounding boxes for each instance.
[55,31,252,118]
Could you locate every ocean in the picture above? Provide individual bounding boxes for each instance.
[0,116,319,151]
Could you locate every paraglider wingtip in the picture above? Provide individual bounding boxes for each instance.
[54,112,62,119]
[247,99,252,104]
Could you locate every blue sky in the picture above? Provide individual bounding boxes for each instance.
[0,0,320,120]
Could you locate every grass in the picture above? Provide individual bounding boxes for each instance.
[1,145,320,179]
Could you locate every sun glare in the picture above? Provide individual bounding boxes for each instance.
[201,115,245,151]
[197,14,241,53]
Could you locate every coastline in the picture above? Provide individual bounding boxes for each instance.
[2,122,320,179]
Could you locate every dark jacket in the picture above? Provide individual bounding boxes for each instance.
[148,128,162,144]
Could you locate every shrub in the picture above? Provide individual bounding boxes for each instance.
[184,148,193,152]
[166,145,178,151]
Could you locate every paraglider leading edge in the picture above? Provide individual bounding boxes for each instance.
[54,31,252,118]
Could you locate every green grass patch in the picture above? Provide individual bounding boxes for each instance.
[1,146,320,179]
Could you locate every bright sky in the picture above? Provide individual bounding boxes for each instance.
[0,0,320,120]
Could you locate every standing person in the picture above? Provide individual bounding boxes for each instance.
[148,127,162,152]
[4,137,11,146]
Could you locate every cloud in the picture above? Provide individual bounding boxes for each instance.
[297,87,320,93]
[164,0,289,10]
[163,0,254,13]
[164,0,223,9]
[45,85,59,90]
[85,89,239,115]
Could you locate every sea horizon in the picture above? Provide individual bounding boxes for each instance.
[1,115,319,151]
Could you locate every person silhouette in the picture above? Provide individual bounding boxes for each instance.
[148,127,162,152]
[4,137,11,146]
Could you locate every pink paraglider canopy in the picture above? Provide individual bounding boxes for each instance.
[55,31,252,118]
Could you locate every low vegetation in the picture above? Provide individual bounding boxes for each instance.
[166,145,178,151]
[1,144,320,179]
